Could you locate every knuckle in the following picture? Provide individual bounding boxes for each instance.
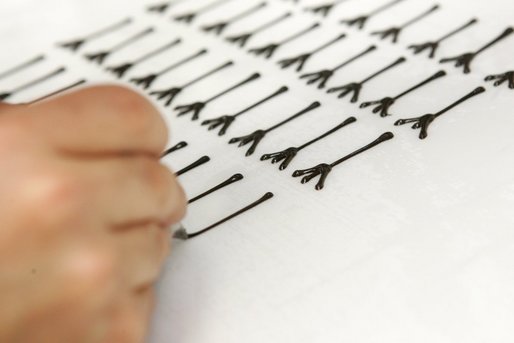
[67,246,118,295]
[169,182,187,222]
[93,85,167,148]
[141,160,174,196]
[0,118,29,148]
[20,171,87,228]
[144,160,187,222]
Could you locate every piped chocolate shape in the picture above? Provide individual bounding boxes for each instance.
[173,192,274,240]
[59,18,132,52]
[175,73,261,121]
[229,101,321,156]
[327,57,406,102]
[394,86,486,139]
[0,67,66,101]
[188,173,244,204]
[305,0,349,18]
[485,71,514,89]
[440,27,513,74]
[341,0,404,30]
[226,12,291,48]
[293,132,394,190]
[408,18,477,58]
[0,55,45,81]
[278,33,346,72]
[174,0,231,24]
[84,27,154,65]
[150,60,233,107]
[28,79,86,105]
[175,156,211,176]
[249,22,320,59]
[261,116,357,170]
[147,0,186,14]
[202,2,266,36]
[161,141,188,158]
[202,86,288,136]
[130,49,207,90]
[360,70,446,117]
[106,38,181,78]
[300,45,376,89]
[371,4,439,43]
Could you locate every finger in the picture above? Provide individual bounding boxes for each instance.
[104,288,155,342]
[73,156,186,227]
[21,85,168,156]
[0,102,19,113]
[114,222,170,288]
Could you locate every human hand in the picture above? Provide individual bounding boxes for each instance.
[0,86,186,342]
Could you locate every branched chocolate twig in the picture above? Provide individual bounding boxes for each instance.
[175,73,261,121]
[106,38,181,78]
[130,49,207,89]
[150,60,233,107]
[59,18,132,52]
[202,2,266,35]
[371,4,439,43]
[485,71,514,89]
[174,0,231,24]
[394,86,486,139]
[305,0,348,18]
[229,102,321,156]
[261,116,356,170]
[147,0,186,14]
[0,67,66,101]
[278,33,346,72]
[226,12,291,48]
[360,70,446,117]
[328,57,406,102]
[201,86,288,136]
[300,45,376,88]
[249,22,320,59]
[440,27,513,74]
[293,132,394,190]
[84,27,154,65]
[340,0,404,30]
[408,18,477,58]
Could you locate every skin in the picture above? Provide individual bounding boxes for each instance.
[0,86,186,343]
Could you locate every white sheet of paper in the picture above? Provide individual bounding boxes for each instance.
[1,0,514,342]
